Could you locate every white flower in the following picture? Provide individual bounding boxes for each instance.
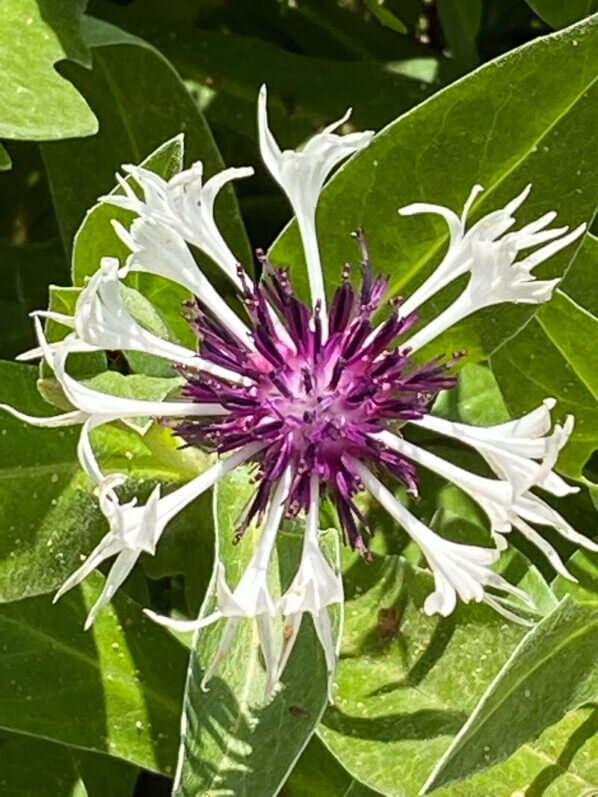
[411,404,596,578]
[412,400,576,497]
[399,184,579,316]
[277,476,343,689]
[112,216,252,346]
[350,458,533,623]
[103,161,253,285]
[19,257,248,384]
[56,443,263,628]
[258,84,373,335]
[370,429,514,533]
[147,466,293,699]
[398,187,586,352]
[7,83,594,698]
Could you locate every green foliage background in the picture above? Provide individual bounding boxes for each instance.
[0,1,597,795]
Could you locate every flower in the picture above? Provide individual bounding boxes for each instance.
[4,88,592,695]
[277,474,343,691]
[104,161,254,286]
[258,84,373,335]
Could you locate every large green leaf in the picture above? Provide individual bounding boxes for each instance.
[422,596,598,791]
[491,234,598,482]
[0,570,187,774]
[270,15,598,362]
[317,553,598,795]
[0,0,97,141]
[42,20,251,280]
[525,0,598,29]
[175,466,343,795]
[0,731,138,796]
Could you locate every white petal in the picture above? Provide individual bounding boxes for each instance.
[33,317,227,420]
[277,612,302,682]
[351,459,529,621]
[398,201,463,243]
[371,430,513,532]
[400,186,586,344]
[84,548,139,630]
[412,404,576,498]
[0,404,86,428]
[514,493,598,552]
[258,83,372,334]
[116,217,252,347]
[256,613,279,701]
[54,533,121,602]
[201,618,240,690]
[144,608,223,633]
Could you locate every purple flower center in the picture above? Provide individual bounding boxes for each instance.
[177,233,458,556]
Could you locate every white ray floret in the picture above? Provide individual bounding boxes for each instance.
[404,220,585,353]
[20,258,249,384]
[147,466,293,699]
[411,404,596,578]
[370,429,514,533]
[102,161,254,286]
[277,475,343,689]
[412,400,577,496]
[258,84,373,336]
[399,184,581,318]
[112,217,253,346]
[350,459,532,623]
[56,442,264,628]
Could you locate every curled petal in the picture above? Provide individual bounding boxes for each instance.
[258,84,372,332]
[351,458,533,624]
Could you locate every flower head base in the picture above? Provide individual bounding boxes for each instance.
[4,87,595,698]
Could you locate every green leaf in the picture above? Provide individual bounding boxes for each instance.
[175,466,343,795]
[315,550,598,795]
[491,234,598,481]
[525,0,598,29]
[0,239,69,360]
[0,570,187,774]
[364,0,407,35]
[0,144,11,171]
[270,16,598,362]
[0,732,138,796]
[0,0,97,141]
[423,596,598,791]
[437,0,482,73]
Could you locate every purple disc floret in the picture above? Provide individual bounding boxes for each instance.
[176,233,457,556]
